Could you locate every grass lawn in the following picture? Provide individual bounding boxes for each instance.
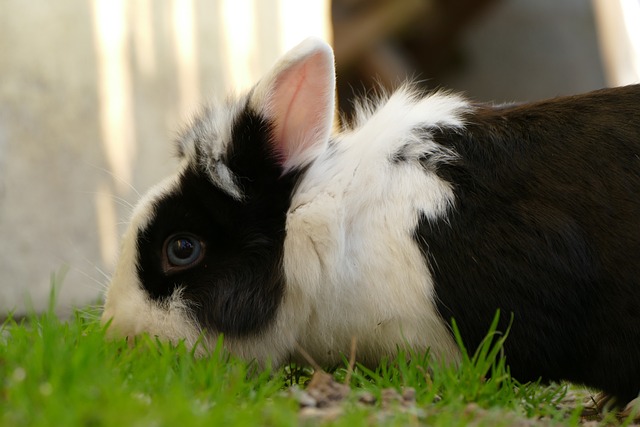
[0,284,634,426]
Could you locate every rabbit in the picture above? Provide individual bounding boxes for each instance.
[102,37,640,406]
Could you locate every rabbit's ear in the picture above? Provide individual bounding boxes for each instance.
[250,38,335,172]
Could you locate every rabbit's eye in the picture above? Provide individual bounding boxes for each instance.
[163,233,205,271]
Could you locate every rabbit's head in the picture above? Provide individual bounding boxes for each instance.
[102,38,336,365]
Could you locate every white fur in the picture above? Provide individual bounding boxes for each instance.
[277,88,469,365]
[102,39,472,367]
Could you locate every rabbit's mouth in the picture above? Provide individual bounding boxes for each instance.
[102,282,203,352]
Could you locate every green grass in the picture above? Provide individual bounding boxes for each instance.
[0,282,627,426]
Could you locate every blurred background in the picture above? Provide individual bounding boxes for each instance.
[0,0,638,316]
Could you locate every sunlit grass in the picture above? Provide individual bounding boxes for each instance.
[0,278,620,426]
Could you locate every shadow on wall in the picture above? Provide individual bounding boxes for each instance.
[332,0,613,116]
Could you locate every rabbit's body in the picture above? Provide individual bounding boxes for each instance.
[427,87,640,404]
[103,38,640,404]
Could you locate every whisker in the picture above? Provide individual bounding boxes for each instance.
[76,305,102,315]
[79,191,136,211]
[92,265,111,282]
[69,266,109,292]
[108,195,136,211]
[75,306,104,321]
[84,161,142,197]
[55,251,109,293]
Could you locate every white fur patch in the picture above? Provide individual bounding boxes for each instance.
[278,88,470,366]
[177,100,247,200]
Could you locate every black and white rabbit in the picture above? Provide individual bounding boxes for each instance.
[102,38,640,405]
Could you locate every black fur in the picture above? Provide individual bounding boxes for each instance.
[417,85,640,403]
[136,107,297,337]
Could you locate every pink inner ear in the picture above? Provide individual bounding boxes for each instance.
[266,47,335,170]
[273,61,314,154]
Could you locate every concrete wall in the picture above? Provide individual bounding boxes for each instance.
[2,0,632,316]
[0,0,331,315]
